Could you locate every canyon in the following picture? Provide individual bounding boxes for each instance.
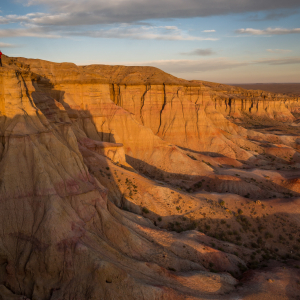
[0,55,300,299]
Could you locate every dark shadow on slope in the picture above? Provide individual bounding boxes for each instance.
[29,73,300,221]
[178,146,226,158]
[29,74,300,199]
[126,155,300,199]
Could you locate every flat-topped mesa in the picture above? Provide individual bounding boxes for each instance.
[196,80,300,122]
[1,58,236,159]
[5,55,197,86]
[3,56,299,164]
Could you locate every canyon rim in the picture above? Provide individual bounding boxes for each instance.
[0,54,299,299]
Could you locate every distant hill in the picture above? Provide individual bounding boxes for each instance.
[231,83,300,96]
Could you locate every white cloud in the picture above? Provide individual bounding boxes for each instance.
[181,48,216,56]
[115,56,300,74]
[0,42,19,48]
[202,30,216,33]
[0,13,50,24]
[0,27,61,38]
[125,58,249,73]
[236,27,300,35]
[267,49,292,53]
[255,57,300,65]
[0,22,217,41]
[164,26,178,30]
[73,26,218,41]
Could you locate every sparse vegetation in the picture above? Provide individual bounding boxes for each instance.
[142,207,150,214]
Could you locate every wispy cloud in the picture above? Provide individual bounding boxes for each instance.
[73,26,218,41]
[202,30,216,33]
[266,49,292,54]
[255,57,300,65]
[126,58,249,73]
[116,56,300,74]
[0,27,61,38]
[10,0,300,25]
[0,13,50,24]
[0,23,217,41]
[236,27,300,35]
[246,10,299,21]
[0,42,20,48]
[181,48,216,56]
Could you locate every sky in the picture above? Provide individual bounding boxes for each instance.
[0,0,300,83]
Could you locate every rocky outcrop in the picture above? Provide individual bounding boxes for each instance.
[197,80,300,121]
[0,56,300,299]
[0,63,245,300]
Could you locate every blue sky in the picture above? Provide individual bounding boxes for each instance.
[0,0,299,83]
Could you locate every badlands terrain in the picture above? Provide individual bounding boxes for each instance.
[0,55,300,299]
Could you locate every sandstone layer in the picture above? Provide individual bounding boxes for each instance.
[0,55,300,299]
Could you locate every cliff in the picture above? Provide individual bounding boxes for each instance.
[0,56,300,299]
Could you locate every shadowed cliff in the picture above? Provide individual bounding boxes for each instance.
[0,56,299,299]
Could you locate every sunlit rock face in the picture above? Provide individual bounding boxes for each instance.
[0,56,299,300]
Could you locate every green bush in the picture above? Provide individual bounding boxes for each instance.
[142,207,150,214]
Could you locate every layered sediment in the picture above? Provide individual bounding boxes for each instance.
[0,55,300,299]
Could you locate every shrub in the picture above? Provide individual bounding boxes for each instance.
[187,154,197,160]
[238,209,243,215]
[219,200,225,206]
[265,232,273,239]
[142,207,150,214]
[194,182,202,188]
[205,224,211,230]
[238,263,247,272]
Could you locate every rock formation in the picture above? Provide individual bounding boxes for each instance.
[0,55,300,299]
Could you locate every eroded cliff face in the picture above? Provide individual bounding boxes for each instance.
[198,80,300,121]
[0,56,300,300]
[0,60,245,300]
[9,56,298,164]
